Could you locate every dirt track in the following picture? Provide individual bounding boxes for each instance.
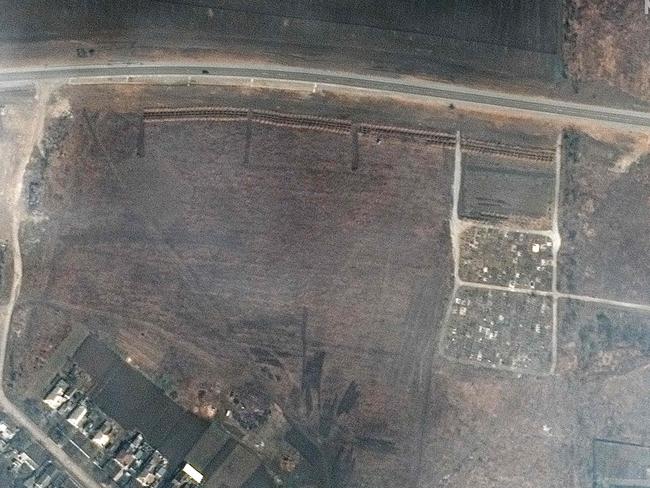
[0,85,103,488]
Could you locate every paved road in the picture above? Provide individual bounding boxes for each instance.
[1,63,650,129]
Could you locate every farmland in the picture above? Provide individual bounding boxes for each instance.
[7,85,459,488]
[0,0,648,485]
[5,82,649,488]
[0,0,563,82]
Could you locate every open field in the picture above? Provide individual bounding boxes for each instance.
[558,130,650,303]
[553,298,650,488]
[9,83,642,488]
[0,0,562,53]
[0,88,39,306]
[593,439,650,487]
[0,0,647,480]
[0,0,563,83]
[557,298,650,376]
[5,85,460,487]
[415,297,650,488]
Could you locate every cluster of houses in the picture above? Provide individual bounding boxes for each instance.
[43,377,171,488]
[0,415,76,488]
[36,335,311,488]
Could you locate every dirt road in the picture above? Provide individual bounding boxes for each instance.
[0,85,103,488]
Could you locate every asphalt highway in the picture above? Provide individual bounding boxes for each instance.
[1,63,650,129]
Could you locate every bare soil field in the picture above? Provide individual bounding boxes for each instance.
[6,85,458,488]
[558,129,650,303]
[0,0,562,82]
[3,0,563,53]
[593,439,650,486]
[417,292,650,488]
[0,88,39,304]
[419,354,650,488]
[416,365,580,488]
[3,83,568,488]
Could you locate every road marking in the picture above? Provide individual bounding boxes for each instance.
[68,439,91,459]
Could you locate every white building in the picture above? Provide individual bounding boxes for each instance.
[42,380,70,411]
[66,404,88,429]
[181,463,204,484]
